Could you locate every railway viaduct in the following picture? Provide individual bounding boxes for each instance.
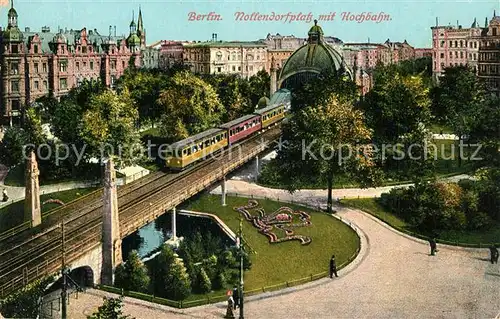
[0,127,281,297]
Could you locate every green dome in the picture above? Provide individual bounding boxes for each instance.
[8,7,18,17]
[2,27,22,42]
[279,43,345,83]
[127,33,141,46]
[257,96,270,108]
[278,21,352,89]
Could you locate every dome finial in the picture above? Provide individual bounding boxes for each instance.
[314,19,318,26]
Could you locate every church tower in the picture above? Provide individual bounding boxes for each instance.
[137,6,146,49]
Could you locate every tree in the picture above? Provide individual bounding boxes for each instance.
[117,70,169,125]
[150,244,191,300]
[275,72,381,213]
[0,126,28,168]
[80,88,143,167]
[0,276,53,318]
[247,69,271,107]
[195,267,212,293]
[114,250,150,293]
[362,69,432,145]
[203,74,253,121]
[87,297,133,319]
[432,66,485,167]
[157,71,225,141]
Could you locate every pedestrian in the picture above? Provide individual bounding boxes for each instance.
[2,188,7,202]
[429,238,438,256]
[329,254,338,278]
[232,286,239,309]
[225,295,235,319]
[490,245,499,264]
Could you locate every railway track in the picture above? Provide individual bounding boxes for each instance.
[0,126,281,297]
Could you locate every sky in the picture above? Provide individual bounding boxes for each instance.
[2,0,499,48]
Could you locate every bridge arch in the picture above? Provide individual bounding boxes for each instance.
[70,266,94,288]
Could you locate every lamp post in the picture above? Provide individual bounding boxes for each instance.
[239,217,244,319]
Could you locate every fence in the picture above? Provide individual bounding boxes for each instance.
[97,194,361,309]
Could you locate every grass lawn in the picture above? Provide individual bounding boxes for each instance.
[183,194,360,292]
[343,198,500,245]
[0,187,97,233]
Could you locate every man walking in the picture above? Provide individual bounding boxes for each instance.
[429,238,437,256]
[232,286,239,310]
[490,245,499,264]
[330,255,338,278]
[2,188,7,202]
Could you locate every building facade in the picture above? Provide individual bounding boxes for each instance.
[158,40,190,69]
[478,13,500,96]
[431,19,482,79]
[0,2,146,126]
[415,48,433,59]
[183,37,267,78]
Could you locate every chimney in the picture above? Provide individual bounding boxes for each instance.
[25,27,30,32]
[436,17,438,27]
[114,26,116,37]
[109,25,112,37]
[215,33,218,41]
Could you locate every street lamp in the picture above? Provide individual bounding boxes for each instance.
[238,217,244,319]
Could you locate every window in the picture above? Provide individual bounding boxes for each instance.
[34,44,39,54]
[11,80,19,92]
[460,52,463,59]
[216,52,222,61]
[217,67,221,72]
[493,28,497,36]
[11,62,19,75]
[11,100,20,110]
[43,63,47,72]
[449,41,452,47]
[60,61,67,72]
[83,62,87,69]
[34,63,39,73]
[232,65,235,71]
[111,60,116,70]
[43,80,48,91]
[460,40,463,47]
[440,41,444,47]
[238,66,241,71]
[76,62,80,71]
[122,61,125,69]
[11,45,18,53]
[82,46,87,53]
[60,78,67,89]
[455,41,458,47]
[34,80,39,90]
[449,52,452,58]
[474,42,477,48]
[90,61,94,70]
[440,53,444,59]
[455,52,458,58]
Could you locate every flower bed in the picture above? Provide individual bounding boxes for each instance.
[234,200,312,245]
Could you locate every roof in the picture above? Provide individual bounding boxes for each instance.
[269,89,291,105]
[184,41,267,48]
[254,103,283,115]
[279,43,346,81]
[219,114,260,129]
[169,128,224,149]
[9,28,127,54]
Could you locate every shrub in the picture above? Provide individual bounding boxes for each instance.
[195,267,212,294]
[213,270,228,290]
[114,250,150,293]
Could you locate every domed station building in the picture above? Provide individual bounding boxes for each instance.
[276,20,352,91]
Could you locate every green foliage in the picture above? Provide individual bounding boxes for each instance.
[157,71,225,141]
[0,126,28,168]
[80,89,143,167]
[0,276,53,318]
[379,171,500,233]
[213,270,228,290]
[87,297,133,319]
[275,71,381,212]
[114,250,150,293]
[117,70,169,123]
[195,267,212,293]
[248,69,271,107]
[150,244,191,300]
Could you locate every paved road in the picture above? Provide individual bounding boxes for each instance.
[63,178,499,319]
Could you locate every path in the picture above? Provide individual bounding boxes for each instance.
[64,179,499,319]
[0,181,98,208]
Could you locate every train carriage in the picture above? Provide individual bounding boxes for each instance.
[254,103,286,129]
[219,114,262,146]
[166,128,228,170]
